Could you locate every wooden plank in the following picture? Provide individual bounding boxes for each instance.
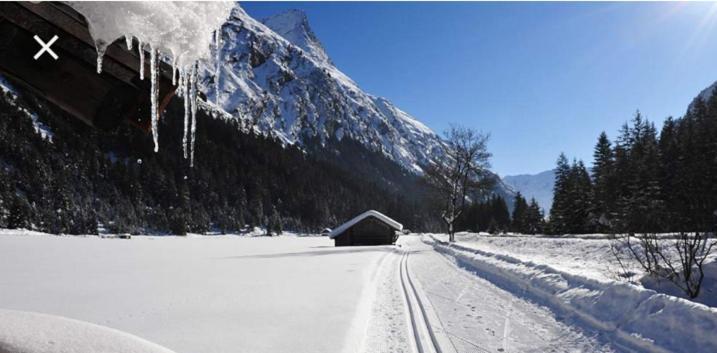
[5,3,175,84]
[0,23,109,124]
[17,2,175,81]
[0,3,136,85]
[0,2,179,131]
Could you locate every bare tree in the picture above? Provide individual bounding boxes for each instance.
[611,231,715,299]
[426,126,492,242]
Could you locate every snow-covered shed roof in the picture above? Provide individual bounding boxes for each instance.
[329,210,403,238]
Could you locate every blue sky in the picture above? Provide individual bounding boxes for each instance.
[243,2,717,176]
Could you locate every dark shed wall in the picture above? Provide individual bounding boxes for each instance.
[334,216,397,246]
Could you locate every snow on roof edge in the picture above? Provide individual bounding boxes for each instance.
[329,210,403,238]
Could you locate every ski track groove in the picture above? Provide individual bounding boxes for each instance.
[399,250,447,353]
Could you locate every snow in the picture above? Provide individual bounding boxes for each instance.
[427,234,717,353]
[29,113,54,143]
[67,2,232,70]
[440,232,717,306]
[2,230,715,353]
[445,233,622,282]
[329,210,403,238]
[0,309,176,353]
[0,233,390,353]
[402,236,616,353]
[202,5,447,175]
[359,248,411,353]
[0,75,53,142]
[261,9,332,65]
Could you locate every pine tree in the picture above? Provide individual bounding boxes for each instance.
[616,114,664,232]
[511,192,528,233]
[566,160,593,234]
[549,153,571,234]
[591,132,615,230]
[491,195,510,233]
[525,198,544,234]
[7,195,31,229]
[658,117,680,228]
[269,206,283,236]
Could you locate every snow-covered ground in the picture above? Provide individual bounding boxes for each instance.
[0,233,389,353]
[427,233,717,353]
[431,232,717,306]
[397,236,617,353]
[2,231,715,353]
[0,309,176,353]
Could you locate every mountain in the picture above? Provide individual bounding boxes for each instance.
[260,10,332,66]
[691,80,717,110]
[200,5,445,174]
[502,170,555,213]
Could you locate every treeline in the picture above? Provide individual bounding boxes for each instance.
[0,78,440,235]
[456,192,544,234]
[549,91,717,234]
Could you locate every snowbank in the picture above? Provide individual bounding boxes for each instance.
[0,309,175,353]
[446,232,717,306]
[428,236,717,353]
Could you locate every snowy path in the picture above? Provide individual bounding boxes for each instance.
[397,236,619,353]
[0,235,390,353]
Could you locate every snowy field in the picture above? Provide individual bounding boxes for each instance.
[0,233,390,353]
[2,232,716,353]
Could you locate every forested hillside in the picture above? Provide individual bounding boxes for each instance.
[0,77,440,235]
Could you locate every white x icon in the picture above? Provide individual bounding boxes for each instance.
[33,35,59,60]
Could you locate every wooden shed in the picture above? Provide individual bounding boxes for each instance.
[330,210,403,246]
[0,2,176,130]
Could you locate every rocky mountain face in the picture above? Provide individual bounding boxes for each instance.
[502,169,555,213]
[199,5,446,174]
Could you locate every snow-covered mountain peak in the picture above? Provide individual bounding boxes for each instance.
[202,4,447,174]
[260,9,332,66]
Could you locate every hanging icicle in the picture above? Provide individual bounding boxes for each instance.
[172,55,178,86]
[150,46,160,153]
[95,40,108,74]
[73,2,235,170]
[138,41,145,80]
[189,62,198,167]
[182,69,190,160]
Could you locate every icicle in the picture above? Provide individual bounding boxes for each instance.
[124,34,133,50]
[190,62,198,167]
[95,40,107,74]
[150,46,159,153]
[214,28,222,106]
[172,55,178,86]
[138,41,145,80]
[182,69,190,159]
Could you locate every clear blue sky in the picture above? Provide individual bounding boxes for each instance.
[243,1,717,176]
